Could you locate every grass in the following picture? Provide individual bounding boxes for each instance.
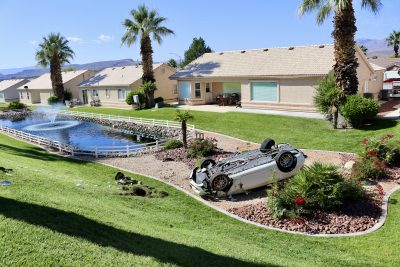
[73,106,400,153]
[1,134,400,266]
[0,102,8,111]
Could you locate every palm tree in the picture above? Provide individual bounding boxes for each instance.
[359,44,368,56]
[36,33,74,102]
[299,0,382,97]
[174,110,194,148]
[386,31,400,58]
[121,4,174,108]
[139,81,157,108]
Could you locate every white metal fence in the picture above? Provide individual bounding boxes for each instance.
[0,125,165,158]
[58,110,195,133]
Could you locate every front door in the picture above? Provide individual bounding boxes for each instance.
[82,90,88,104]
[205,82,213,103]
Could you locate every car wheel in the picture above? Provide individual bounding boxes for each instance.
[200,158,216,169]
[210,173,231,192]
[260,138,275,152]
[275,151,297,172]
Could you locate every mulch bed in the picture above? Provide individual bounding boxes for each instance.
[228,191,383,234]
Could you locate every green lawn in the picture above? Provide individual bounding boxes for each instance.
[73,106,400,153]
[0,103,8,111]
[0,134,400,266]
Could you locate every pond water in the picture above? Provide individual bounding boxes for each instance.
[0,117,154,150]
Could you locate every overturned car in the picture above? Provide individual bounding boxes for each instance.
[189,138,305,196]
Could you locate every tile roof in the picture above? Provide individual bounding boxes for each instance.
[0,79,29,92]
[79,63,164,87]
[171,44,338,79]
[19,70,89,90]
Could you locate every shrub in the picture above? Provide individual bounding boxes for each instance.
[186,138,217,158]
[361,134,400,164]
[126,89,146,106]
[352,157,386,180]
[267,163,364,218]
[64,90,72,101]
[340,95,379,128]
[314,71,342,115]
[47,96,60,105]
[164,139,183,150]
[154,96,164,103]
[7,100,27,110]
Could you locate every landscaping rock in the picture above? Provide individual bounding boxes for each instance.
[344,160,356,171]
[0,110,31,121]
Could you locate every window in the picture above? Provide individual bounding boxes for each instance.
[20,92,24,99]
[0,93,4,99]
[206,83,212,93]
[250,82,278,102]
[27,92,30,100]
[195,82,201,98]
[105,89,110,98]
[92,89,98,97]
[179,82,191,99]
[222,82,241,95]
[118,89,126,100]
[173,85,178,95]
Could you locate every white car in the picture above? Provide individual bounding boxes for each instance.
[189,138,305,196]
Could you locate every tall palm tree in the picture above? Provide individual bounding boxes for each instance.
[36,33,74,102]
[299,0,382,97]
[174,110,194,149]
[121,4,174,108]
[386,31,400,58]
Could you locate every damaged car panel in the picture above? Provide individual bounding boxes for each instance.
[189,138,305,196]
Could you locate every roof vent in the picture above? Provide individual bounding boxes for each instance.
[122,66,125,69]
[319,45,325,48]
[112,68,116,70]
[263,48,269,52]
[241,50,246,53]
[219,52,224,55]
[288,47,294,50]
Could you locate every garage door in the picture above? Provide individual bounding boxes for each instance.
[251,82,278,102]
[179,81,191,99]
[223,82,241,95]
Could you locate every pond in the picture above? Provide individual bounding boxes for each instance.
[0,117,154,150]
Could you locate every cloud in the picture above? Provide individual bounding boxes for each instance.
[96,34,114,43]
[67,36,83,43]
[29,40,37,45]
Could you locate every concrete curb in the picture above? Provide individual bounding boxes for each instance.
[1,131,397,238]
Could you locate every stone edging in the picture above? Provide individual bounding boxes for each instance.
[0,130,397,237]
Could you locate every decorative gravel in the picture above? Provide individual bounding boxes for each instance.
[228,191,383,234]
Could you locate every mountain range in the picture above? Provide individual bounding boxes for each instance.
[357,38,393,58]
[0,59,138,80]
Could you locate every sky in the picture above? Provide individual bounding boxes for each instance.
[0,0,399,69]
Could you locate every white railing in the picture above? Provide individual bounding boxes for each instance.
[0,126,165,158]
[58,110,195,133]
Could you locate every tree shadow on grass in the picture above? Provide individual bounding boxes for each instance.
[359,119,398,131]
[0,197,270,267]
[0,144,85,164]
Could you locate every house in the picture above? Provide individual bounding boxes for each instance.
[369,58,400,71]
[368,58,400,99]
[17,70,95,104]
[170,44,384,111]
[0,79,29,103]
[79,63,177,107]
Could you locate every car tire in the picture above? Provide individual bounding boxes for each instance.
[200,158,216,169]
[275,150,297,172]
[260,138,275,152]
[210,173,231,192]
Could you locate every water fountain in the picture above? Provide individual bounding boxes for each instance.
[23,104,80,132]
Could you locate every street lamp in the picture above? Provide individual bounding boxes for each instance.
[168,52,182,68]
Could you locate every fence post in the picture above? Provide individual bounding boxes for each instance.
[95,146,98,158]
[126,145,129,155]
[152,119,155,126]
[58,143,62,152]
[156,140,159,151]
[71,147,74,157]
[166,121,169,127]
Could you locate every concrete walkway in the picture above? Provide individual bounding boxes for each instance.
[177,104,324,119]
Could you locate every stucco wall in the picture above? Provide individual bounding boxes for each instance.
[153,65,178,102]
[64,70,96,101]
[0,80,28,102]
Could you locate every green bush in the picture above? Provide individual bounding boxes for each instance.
[352,157,386,180]
[164,139,183,150]
[126,89,146,106]
[186,138,217,158]
[64,91,72,101]
[154,97,164,103]
[7,100,27,110]
[340,95,379,128]
[314,71,342,115]
[47,96,60,105]
[267,163,364,218]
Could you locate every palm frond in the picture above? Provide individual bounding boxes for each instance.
[361,0,382,13]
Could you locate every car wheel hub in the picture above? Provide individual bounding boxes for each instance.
[212,176,229,191]
[279,154,293,168]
